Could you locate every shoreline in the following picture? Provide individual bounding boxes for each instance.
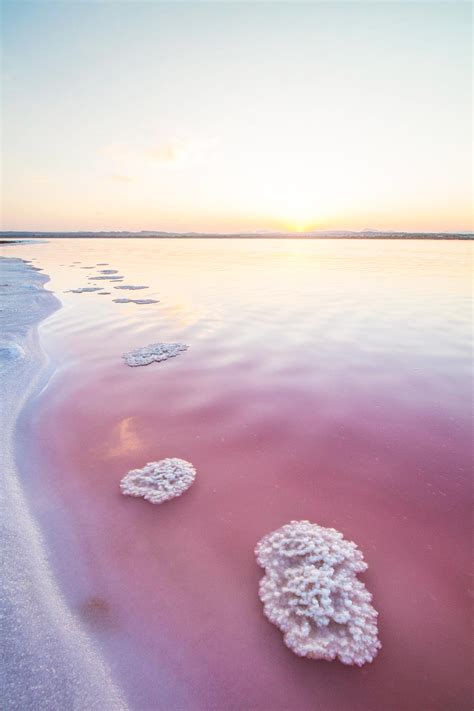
[1,234,472,241]
[0,257,127,710]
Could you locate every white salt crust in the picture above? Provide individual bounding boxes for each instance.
[0,258,127,709]
[120,458,196,504]
[69,287,102,293]
[122,342,188,367]
[255,520,381,666]
[113,298,158,304]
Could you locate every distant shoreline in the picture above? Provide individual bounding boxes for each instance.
[1,231,472,242]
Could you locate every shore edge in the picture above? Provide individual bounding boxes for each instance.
[0,257,127,710]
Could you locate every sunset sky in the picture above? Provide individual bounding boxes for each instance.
[1,1,472,233]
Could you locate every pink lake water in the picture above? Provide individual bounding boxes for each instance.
[3,238,472,710]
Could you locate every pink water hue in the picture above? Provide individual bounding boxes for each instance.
[5,238,472,710]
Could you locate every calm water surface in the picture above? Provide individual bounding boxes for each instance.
[3,238,472,710]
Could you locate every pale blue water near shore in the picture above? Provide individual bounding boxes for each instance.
[1,238,472,710]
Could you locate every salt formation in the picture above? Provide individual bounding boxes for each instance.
[113,284,148,290]
[120,458,196,504]
[69,287,102,293]
[0,342,24,361]
[113,298,158,304]
[99,269,118,274]
[255,520,381,666]
[90,275,123,281]
[122,342,188,367]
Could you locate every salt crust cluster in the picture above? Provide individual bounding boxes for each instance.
[113,297,158,305]
[122,342,188,367]
[255,520,381,666]
[120,458,196,504]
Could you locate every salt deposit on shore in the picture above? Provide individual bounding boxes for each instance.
[255,520,381,666]
[0,257,127,710]
[113,284,149,290]
[122,342,188,366]
[121,458,196,504]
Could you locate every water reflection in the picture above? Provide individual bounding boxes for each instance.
[3,238,472,711]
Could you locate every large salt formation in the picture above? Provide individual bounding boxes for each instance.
[120,458,196,504]
[255,520,381,666]
[122,342,188,367]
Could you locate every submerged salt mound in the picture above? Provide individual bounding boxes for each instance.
[113,284,148,290]
[121,458,196,504]
[69,287,102,293]
[113,298,158,304]
[255,520,381,666]
[0,342,25,362]
[122,342,188,367]
[90,275,124,281]
[99,269,118,274]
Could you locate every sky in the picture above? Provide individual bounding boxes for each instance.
[1,1,472,233]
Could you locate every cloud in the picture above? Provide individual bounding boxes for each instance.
[148,140,186,164]
[102,135,220,176]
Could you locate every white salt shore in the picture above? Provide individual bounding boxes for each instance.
[0,257,127,710]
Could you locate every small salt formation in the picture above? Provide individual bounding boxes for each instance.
[122,342,188,367]
[90,275,123,281]
[69,287,102,293]
[99,269,118,274]
[113,285,148,290]
[0,341,25,361]
[113,298,158,304]
[120,458,196,504]
[255,520,381,666]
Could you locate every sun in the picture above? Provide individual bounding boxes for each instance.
[274,193,322,234]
